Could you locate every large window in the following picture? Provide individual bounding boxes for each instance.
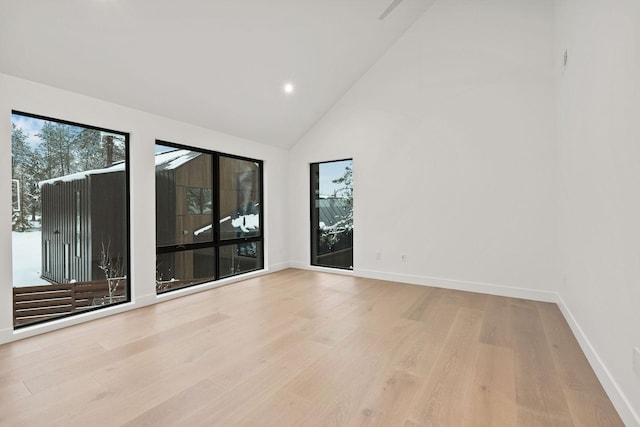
[310,159,353,270]
[11,111,130,328]
[155,141,263,293]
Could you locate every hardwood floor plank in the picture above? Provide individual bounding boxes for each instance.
[295,287,359,319]
[405,307,484,426]
[0,338,42,358]
[307,315,363,347]
[23,312,229,395]
[0,342,107,393]
[511,303,574,426]
[0,370,108,426]
[179,340,329,425]
[354,284,432,334]
[400,286,438,321]
[563,389,625,427]
[440,289,489,311]
[393,298,459,377]
[0,380,31,404]
[285,329,391,403]
[348,370,422,427]
[120,379,225,427]
[536,302,608,395]
[479,296,513,348]
[287,320,421,426]
[235,389,314,427]
[464,343,517,426]
[536,302,624,426]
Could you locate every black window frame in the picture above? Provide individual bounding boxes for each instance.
[155,139,264,292]
[11,110,132,329]
[310,158,354,270]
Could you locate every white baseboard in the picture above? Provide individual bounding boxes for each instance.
[0,327,12,345]
[355,267,557,302]
[267,261,292,273]
[289,261,355,276]
[290,264,556,301]
[133,293,157,307]
[557,296,640,427]
[9,301,136,343]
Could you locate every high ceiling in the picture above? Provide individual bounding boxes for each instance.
[0,0,434,148]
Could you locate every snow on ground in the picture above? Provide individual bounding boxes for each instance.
[12,229,49,287]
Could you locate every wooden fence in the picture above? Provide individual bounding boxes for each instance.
[13,279,126,327]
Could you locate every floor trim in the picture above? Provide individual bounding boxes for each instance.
[557,295,640,427]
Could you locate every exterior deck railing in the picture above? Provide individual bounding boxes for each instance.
[13,278,126,327]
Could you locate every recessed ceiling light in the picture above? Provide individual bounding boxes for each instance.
[283,82,295,95]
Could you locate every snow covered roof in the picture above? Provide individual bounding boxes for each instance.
[318,198,351,227]
[39,149,201,187]
[155,149,201,172]
[38,162,126,187]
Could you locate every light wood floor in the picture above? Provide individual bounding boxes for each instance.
[0,269,623,426]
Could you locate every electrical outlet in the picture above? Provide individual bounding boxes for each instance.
[375,252,381,261]
[633,347,640,377]
[401,254,407,262]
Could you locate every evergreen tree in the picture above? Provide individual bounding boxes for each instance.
[74,128,103,170]
[11,123,33,230]
[73,129,126,170]
[37,122,77,177]
[12,117,128,231]
[24,149,43,221]
[11,122,30,177]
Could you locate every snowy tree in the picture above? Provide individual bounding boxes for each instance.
[37,121,78,178]
[73,129,126,170]
[12,117,128,231]
[12,123,33,230]
[24,150,44,221]
[332,164,353,201]
[74,128,103,171]
[319,163,353,251]
[12,122,47,225]
[11,123,30,176]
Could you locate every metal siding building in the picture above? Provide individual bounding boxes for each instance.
[40,167,127,284]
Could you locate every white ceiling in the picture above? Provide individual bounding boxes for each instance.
[0,0,434,148]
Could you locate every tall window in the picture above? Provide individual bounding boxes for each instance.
[11,111,130,328]
[310,159,353,270]
[155,141,263,293]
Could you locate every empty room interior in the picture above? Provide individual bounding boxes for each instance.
[1,0,639,425]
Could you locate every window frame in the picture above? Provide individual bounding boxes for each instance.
[310,158,354,270]
[155,139,264,292]
[11,110,132,329]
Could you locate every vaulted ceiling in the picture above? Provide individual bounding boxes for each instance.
[0,0,435,148]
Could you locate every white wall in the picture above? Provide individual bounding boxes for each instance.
[0,73,290,344]
[555,0,640,424]
[289,0,558,300]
